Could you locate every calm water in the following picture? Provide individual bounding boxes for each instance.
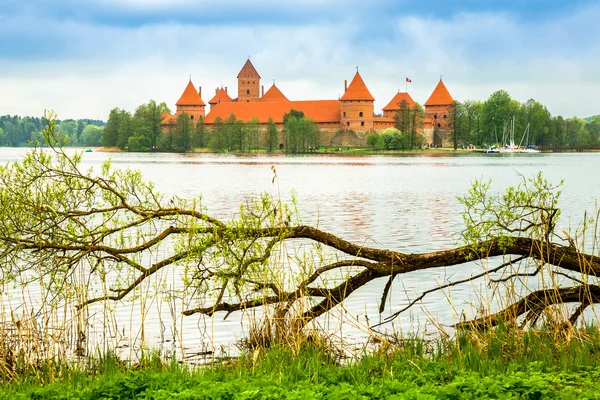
[1,148,599,357]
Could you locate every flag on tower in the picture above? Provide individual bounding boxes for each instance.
[406,77,412,83]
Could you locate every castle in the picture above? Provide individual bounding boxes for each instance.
[161,59,455,147]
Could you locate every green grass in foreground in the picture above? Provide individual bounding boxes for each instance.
[3,326,600,399]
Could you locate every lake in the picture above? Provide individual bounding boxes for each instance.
[1,148,599,359]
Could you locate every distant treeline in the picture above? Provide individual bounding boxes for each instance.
[448,91,600,149]
[0,115,105,147]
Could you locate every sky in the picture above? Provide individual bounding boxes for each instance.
[1,0,599,120]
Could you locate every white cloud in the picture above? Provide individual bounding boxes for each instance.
[1,2,599,119]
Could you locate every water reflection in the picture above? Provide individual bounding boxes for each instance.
[1,147,600,357]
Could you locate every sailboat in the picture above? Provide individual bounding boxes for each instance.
[500,118,519,153]
[516,123,540,153]
[499,118,540,153]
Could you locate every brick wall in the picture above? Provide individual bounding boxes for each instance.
[176,104,205,123]
[238,75,260,102]
[340,100,374,133]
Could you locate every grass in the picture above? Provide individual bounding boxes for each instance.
[3,325,600,399]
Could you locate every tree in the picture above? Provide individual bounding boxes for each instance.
[79,124,103,146]
[265,118,278,152]
[448,101,465,150]
[4,114,600,355]
[208,116,226,152]
[482,90,513,145]
[283,111,319,153]
[193,116,207,148]
[393,99,411,135]
[409,103,425,149]
[245,117,261,152]
[174,112,193,152]
[116,110,133,150]
[366,133,383,150]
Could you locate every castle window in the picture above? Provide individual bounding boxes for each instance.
[343,112,346,117]
[437,123,441,128]
[246,89,250,95]
[253,81,255,84]
[359,112,363,117]
[191,115,194,120]
[347,122,350,126]
[443,115,447,119]
[361,121,365,127]
[434,114,438,119]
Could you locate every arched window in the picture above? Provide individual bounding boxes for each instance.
[347,121,350,126]
[434,114,438,119]
[437,123,441,128]
[361,121,365,127]
[359,112,363,117]
[343,112,346,117]
[246,89,250,95]
[443,115,447,119]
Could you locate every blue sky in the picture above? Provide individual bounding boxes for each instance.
[1,0,599,120]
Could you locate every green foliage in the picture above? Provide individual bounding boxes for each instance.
[379,127,419,150]
[79,124,103,146]
[459,172,562,248]
[0,115,104,147]
[283,111,320,153]
[366,132,383,150]
[4,337,600,399]
[265,117,278,152]
[394,101,424,149]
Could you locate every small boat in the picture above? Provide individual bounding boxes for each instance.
[85,149,93,153]
[485,146,500,154]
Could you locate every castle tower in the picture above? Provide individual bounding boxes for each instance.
[208,87,233,111]
[382,91,415,119]
[237,59,261,102]
[175,80,206,123]
[260,83,289,102]
[423,79,454,146]
[339,71,375,133]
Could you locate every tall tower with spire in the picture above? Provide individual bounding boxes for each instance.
[237,59,261,102]
[423,78,454,146]
[339,71,375,134]
[175,80,206,123]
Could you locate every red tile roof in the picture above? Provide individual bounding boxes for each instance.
[176,80,205,106]
[382,92,415,111]
[260,84,289,102]
[340,72,375,101]
[161,111,177,125]
[237,59,261,79]
[424,80,454,106]
[208,88,233,105]
[204,100,340,124]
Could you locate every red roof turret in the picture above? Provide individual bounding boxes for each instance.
[340,72,375,101]
[382,92,415,111]
[260,83,289,102]
[176,80,205,106]
[237,59,261,79]
[424,79,453,106]
[209,87,233,105]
